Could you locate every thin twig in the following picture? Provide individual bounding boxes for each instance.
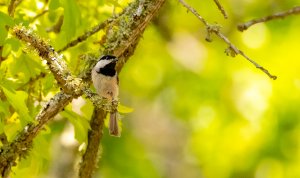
[178,0,277,80]
[8,0,23,17]
[57,19,112,53]
[46,15,64,33]
[213,0,228,19]
[237,6,300,31]
[30,0,49,23]
[30,9,49,23]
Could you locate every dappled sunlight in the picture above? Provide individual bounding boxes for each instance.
[242,23,269,49]
[232,71,272,123]
[168,32,208,73]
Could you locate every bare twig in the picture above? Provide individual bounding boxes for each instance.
[213,0,228,19]
[57,19,112,53]
[178,0,277,80]
[46,15,64,33]
[238,6,300,31]
[8,0,23,17]
[30,0,49,23]
[30,9,49,22]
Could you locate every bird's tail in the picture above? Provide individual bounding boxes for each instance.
[109,112,120,137]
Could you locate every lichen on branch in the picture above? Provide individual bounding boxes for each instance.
[12,25,86,95]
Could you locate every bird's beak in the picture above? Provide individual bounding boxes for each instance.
[112,58,118,63]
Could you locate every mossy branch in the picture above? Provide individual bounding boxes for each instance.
[0,0,166,177]
[12,26,86,96]
[78,0,166,177]
[0,92,72,178]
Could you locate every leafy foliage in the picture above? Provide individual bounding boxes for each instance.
[1,0,300,178]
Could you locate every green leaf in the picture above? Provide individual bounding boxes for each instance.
[118,104,134,114]
[2,38,21,57]
[80,99,93,119]
[49,0,61,10]
[0,12,14,26]
[1,86,33,126]
[10,53,44,83]
[59,0,81,43]
[33,133,51,160]
[0,27,7,45]
[0,102,10,131]
[0,12,14,45]
[4,121,22,141]
[42,74,56,95]
[61,107,90,143]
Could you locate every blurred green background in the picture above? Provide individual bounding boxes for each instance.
[1,0,300,178]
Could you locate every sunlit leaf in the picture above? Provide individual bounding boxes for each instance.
[42,74,56,95]
[58,0,81,44]
[80,99,93,119]
[61,107,90,143]
[4,119,22,142]
[0,12,14,45]
[1,86,33,126]
[49,0,61,10]
[10,53,44,83]
[118,104,134,114]
[2,38,21,57]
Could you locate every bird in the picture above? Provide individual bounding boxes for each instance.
[91,55,119,136]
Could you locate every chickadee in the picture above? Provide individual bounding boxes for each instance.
[91,55,119,136]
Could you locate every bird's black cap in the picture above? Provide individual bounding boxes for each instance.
[99,55,117,60]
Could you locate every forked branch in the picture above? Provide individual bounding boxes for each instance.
[178,0,277,80]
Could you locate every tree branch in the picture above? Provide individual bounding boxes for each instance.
[8,0,22,17]
[78,0,166,177]
[12,26,87,95]
[0,92,73,178]
[30,9,49,23]
[178,0,277,80]
[237,6,300,31]
[0,0,166,177]
[78,109,106,178]
[213,0,228,19]
[57,19,113,53]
